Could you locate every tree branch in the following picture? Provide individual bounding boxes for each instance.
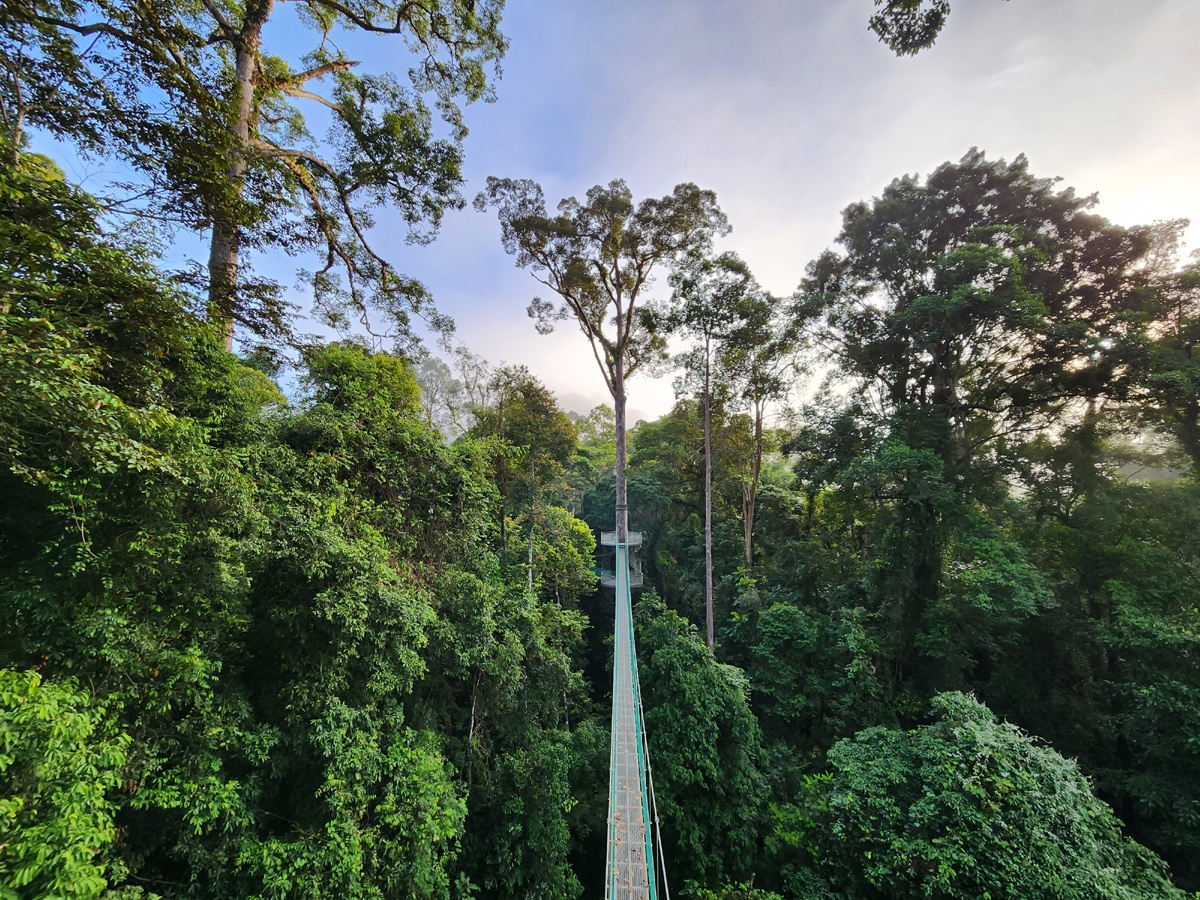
[198,0,239,45]
[290,59,360,83]
[251,136,417,327]
[288,0,421,35]
[279,155,342,277]
[280,85,345,112]
[26,15,158,56]
[25,12,213,103]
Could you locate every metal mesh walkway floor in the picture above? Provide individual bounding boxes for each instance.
[605,542,657,899]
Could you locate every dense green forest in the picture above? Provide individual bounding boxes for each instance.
[4,0,1200,897]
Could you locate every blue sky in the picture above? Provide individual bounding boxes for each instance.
[408,0,1200,419]
[43,0,1200,421]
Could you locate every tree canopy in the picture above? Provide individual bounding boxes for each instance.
[785,693,1184,898]
[476,176,728,540]
[869,0,1011,55]
[1,0,506,348]
[2,6,1199,895]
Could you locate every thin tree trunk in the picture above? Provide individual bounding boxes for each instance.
[744,397,764,569]
[704,341,714,652]
[498,392,508,567]
[614,354,628,542]
[499,487,508,567]
[5,109,23,167]
[207,2,273,352]
[466,670,479,789]
[527,456,536,593]
[2,53,28,165]
[527,520,535,592]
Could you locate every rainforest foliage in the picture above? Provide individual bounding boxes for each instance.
[6,135,1200,899]
[3,4,1200,896]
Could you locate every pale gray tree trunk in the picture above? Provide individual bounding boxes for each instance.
[527,521,535,592]
[527,456,536,593]
[743,396,764,570]
[208,219,240,352]
[614,352,628,543]
[207,3,273,352]
[498,391,508,567]
[703,339,714,651]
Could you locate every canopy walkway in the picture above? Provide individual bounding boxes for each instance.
[602,531,666,900]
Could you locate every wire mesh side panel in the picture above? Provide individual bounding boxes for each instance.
[606,543,655,899]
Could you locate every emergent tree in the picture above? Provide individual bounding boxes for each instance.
[723,286,799,570]
[475,177,729,541]
[1,0,506,349]
[796,148,1159,688]
[666,250,756,649]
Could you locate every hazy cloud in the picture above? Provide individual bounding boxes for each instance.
[293,0,1200,418]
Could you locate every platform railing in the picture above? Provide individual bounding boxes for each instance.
[601,531,642,547]
[599,569,643,588]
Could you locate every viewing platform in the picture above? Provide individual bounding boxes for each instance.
[596,529,645,589]
[598,566,644,589]
[601,531,642,547]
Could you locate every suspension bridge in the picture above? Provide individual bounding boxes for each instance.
[602,529,666,900]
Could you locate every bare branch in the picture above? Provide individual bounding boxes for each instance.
[280,85,345,112]
[198,0,239,45]
[286,0,421,35]
[30,12,216,104]
[23,15,159,56]
[290,58,360,83]
[279,155,341,276]
[250,137,416,326]
[583,327,615,396]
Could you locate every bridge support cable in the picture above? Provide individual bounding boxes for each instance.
[637,669,671,900]
[603,534,661,900]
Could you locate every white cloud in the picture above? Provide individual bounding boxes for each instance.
[384,0,1200,420]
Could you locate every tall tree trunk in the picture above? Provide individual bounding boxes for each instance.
[614,353,628,542]
[1179,408,1200,477]
[903,499,942,691]
[743,396,764,570]
[2,59,28,164]
[5,108,24,167]
[498,393,508,568]
[704,341,714,652]
[466,671,479,789]
[498,483,508,567]
[207,2,272,351]
[208,219,240,352]
[527,456,536,593]
[527,519,535,592]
